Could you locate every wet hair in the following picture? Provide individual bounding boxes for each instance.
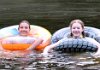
[69,19,85,38]
[18,20,31,30]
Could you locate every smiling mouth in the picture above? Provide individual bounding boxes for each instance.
[21,31,27,33]
[20,31,28,35]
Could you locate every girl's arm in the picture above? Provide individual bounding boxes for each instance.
[92,40,100,57]
[27,38,43,50]
[42,40,61,55]
[86,37,100,58]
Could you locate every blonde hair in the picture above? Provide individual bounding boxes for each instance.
[69,19,84,29]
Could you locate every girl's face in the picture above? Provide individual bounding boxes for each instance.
[71,22,83,37]
[18,22,30,36]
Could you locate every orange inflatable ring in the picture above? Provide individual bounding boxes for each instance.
[0,25,52,51]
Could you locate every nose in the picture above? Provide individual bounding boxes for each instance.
[75,28,78,30]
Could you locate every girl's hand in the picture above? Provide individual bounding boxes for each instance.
[93,46,100,58]
[41,52,49,57]
[91,50,100,58]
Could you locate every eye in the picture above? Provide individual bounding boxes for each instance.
[20,27,23,29]
[72,27,76,29]
[77,27,80,29]
[25,27,29,29]
[19,26,29,29]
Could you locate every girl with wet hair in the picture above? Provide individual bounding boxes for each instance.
[42,19,100,58]
[2,20,43,51]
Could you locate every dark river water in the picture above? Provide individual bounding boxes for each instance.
[0,51,100,70]
[0,0,100,70]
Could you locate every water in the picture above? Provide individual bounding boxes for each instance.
[0,0,100,70]
[0,0,100,33]
[0,51,100,70]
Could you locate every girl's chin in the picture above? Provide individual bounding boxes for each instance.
[20,34,28,36]
[73,35,80,37]
[73,35,81,38]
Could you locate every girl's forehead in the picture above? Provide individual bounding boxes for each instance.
[20,22,28,25]
[19,22,29,26]
[72,22,81,26]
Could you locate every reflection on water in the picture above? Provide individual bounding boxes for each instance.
[0,51,100,70]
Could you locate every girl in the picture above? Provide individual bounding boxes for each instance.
[2,20,43,50]
[42,19,100,58]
